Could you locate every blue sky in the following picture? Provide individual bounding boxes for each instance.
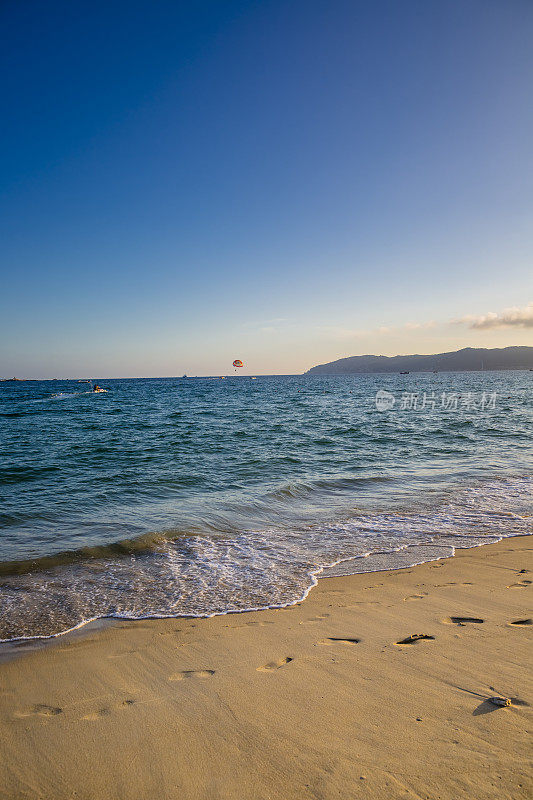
[1,0,532,377]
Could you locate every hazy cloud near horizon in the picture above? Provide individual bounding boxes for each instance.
[318,303,533,342]
[456,303,533,330]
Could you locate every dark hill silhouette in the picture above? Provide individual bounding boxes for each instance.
[305,346,533,374]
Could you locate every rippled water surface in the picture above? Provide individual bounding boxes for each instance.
[0,372,531,639]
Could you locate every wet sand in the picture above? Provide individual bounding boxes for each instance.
[0,536,531,800]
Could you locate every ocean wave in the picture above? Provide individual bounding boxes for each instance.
[0,475,530,641]
[0,465,60,485]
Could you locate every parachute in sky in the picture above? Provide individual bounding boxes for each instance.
[232,359,243,368]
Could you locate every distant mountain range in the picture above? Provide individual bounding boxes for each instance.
[305,346,533,375]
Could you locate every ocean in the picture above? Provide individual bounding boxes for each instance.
[0,372,531,640]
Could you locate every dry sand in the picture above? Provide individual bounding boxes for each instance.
[0,536,531,800]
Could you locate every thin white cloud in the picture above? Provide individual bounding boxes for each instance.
[319,320,437,340]
[404,320,436,331]
[318,326,368,339]
[456,303,533,330]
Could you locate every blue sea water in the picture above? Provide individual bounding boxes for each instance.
[0,372,531,640]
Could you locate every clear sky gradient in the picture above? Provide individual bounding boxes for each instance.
[1,0,532,377]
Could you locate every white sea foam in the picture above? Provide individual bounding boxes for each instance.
[0,475,530,641]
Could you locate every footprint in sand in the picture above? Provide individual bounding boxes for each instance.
[509,618,532,626]
[300,614,330,624]
[443,616,484,625]
[15,704,63,718]
[82,699,135,720]
[345,600,381,607]
[226,621,275,628]
[169,670,215,681]
[395,634,435,646]
[403,593,428,601]
[317,637,360,646]
[158,628,183,636]
[507,580,532,588]
[83,708,112,721]
[257,657,293,671]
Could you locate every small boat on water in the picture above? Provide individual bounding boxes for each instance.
[400,371,409,375]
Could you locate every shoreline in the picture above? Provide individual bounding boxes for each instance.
[0,535,531,799]
[0,533,522,647]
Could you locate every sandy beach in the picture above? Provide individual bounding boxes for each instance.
[0,536,531,800]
